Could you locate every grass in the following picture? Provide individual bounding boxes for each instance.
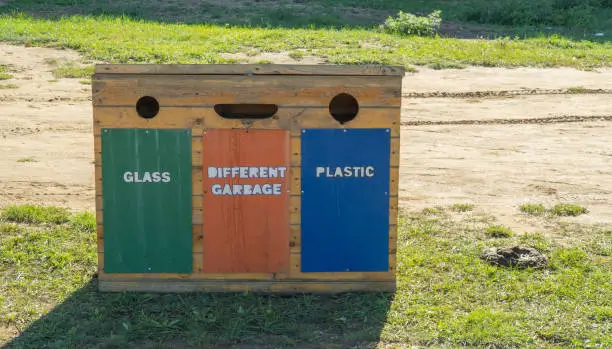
[0,11,611,69]
[551,203,589,217]
[450,203,475,212]
[16,158,37,163]
[520,203,588,217]
[79,79,91,85]
[0,65,13,80]
[51,64,94,79]
[1,204,611,348]
[0,83,18,89]
[520,203,547,216]
[485,224,514,238]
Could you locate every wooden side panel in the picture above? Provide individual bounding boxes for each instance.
[92,107,400,137]
[201,130,290,273]
[93,75,402,107]
[95,64,406,76]
[98,279,396,293]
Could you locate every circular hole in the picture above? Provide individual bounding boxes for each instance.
[136,96,160,119]
[329,93,358,124]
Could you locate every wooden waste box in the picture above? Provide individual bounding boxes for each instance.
[93,64,404,293]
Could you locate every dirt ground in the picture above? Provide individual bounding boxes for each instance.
[1,43,611,233]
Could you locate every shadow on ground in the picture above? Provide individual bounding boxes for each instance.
[4,277,393,349]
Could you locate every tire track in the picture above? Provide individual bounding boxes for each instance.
[402,88,612,99]
[401,115,612,126]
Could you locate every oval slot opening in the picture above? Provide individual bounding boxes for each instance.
[329,93,359,124]
[136,96,160,119]
[214,104,278,119]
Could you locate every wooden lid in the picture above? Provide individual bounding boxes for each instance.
[94,64,405,76]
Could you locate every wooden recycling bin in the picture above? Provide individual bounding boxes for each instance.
[93,64,404,293]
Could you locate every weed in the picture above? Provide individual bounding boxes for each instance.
[451,203,475,212]
[551,247,589,269]
[254,59,273,64]
[52,65,93,79]
[0,73,13,80]
[288,50,305,61]
[0,83,18,89]
[520,203,547,216]
[43,57,60,66]
[79,79,91,85]
[551,203,588,216]
[47,79,59,83]
[485,225,514,238]
[0,205,70,225]
[567,86,587,92]
[380,10,442,37]
[422,206,445,215]
[16,158,37,163]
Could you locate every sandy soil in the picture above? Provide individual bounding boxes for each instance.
[0,43,610,233]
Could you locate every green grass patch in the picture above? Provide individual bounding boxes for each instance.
[0,13,611,69]
[0,83,18,89]
[288,50,305,61]
[52,64,93,79]
[1,205,610,348]
[0,73,13,80]
[485,224,514,238]
[450,203,475,212]
[0,204,70,225]
[520,203,547,216]
[551,203,588,217]
[520,202,588,217]
[79,79,91,85]
[15,158,37,163]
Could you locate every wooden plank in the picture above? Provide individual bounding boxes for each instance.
[92,75,401,107]
[289,224,300,250]
[192,168,203,196]
[192,225,203,253]
[390,137,400,167]
[97,224,103,237]
[96,209,103,224]
[98,279,396,293]
[389,196,399,225]
[98,253,104,271]
[97,236,104,253]
[193,253,203,273]
[94,64,406,76]
[192,149,203,167]
[290,195,300,219]
[291,136,300,167]
[193,208,203,225]
[192,195,203,210]
[92,108,400,137]
[290,167,301,195]
[390,166,399,196]
[99,273,275,280]
[95,195,103,211]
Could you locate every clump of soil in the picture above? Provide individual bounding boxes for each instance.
[480,246,548,269]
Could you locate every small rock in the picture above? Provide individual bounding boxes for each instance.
[480,245,548,269]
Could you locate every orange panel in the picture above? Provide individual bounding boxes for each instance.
[202,129,290,273]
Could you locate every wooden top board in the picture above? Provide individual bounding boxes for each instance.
[94,64,406,76]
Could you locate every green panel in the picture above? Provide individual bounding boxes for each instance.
[101,128,192,274]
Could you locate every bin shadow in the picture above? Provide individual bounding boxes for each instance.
[4,277,394,349]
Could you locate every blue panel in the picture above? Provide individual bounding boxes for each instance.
[301,128,390,272]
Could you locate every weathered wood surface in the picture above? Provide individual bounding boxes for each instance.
[92,75,402,107]
[94,64,406,76]
[93,108,400,137]
[98,279,396,293]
